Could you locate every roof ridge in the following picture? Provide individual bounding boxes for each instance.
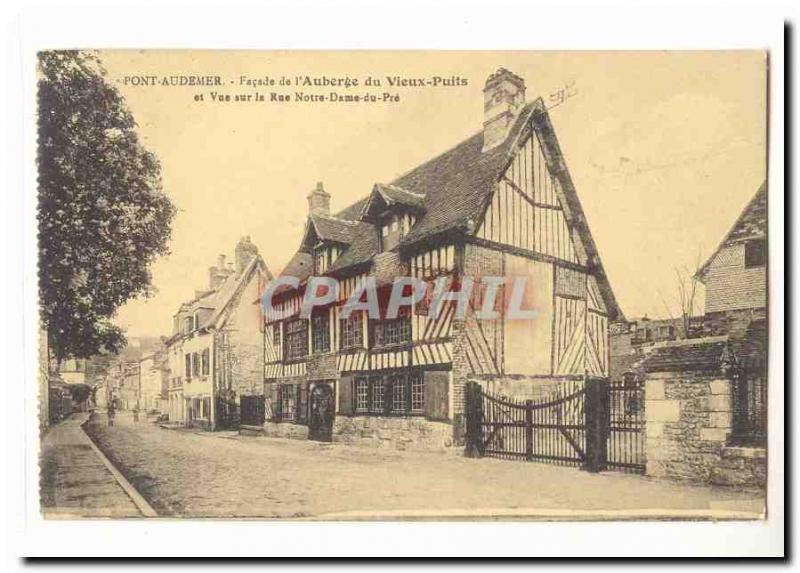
[378,182,425,197]
[695,181,767,280]
[312,213,360,225]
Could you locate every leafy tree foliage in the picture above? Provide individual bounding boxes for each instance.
[38,51,175,362]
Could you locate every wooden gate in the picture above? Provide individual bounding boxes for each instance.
[607,375,646,473]
[465,379,613,471]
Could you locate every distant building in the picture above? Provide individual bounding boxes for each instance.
[695,182,767,337]
[165,237,272,429]
[139,350,169,412]
[609,315,703,383]
[104,361,141,410]
[638,182,768,458]
[58,358,86,386]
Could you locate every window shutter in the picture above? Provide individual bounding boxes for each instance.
[338,374,353,415]
[272,383,282,422]
[424,370,450,421]
[297,383,308,424]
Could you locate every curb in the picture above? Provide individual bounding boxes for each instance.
[80,417,158,518]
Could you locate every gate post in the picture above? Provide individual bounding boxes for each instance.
[583,377,609,472]
[525,400,534,461]
[464,382,484,458]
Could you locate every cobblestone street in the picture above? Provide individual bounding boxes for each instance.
[82,412,765,519]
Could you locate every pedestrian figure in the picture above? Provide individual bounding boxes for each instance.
[107,405,115,427]
[133,407,139,423]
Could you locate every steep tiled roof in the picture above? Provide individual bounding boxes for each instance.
[309,214,368,245]
[167,254,271,342]
[278,251,314,283]
[274,97,622,319]
[697,182,767,280]
[361,183,426,217]
[322,102,536,275]
[396,103,535,246]
[326,220,379,274]
[209,255,270,328]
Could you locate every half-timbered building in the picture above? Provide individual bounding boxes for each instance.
[262,68,622,448]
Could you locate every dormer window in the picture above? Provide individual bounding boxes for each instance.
[361,183,424,252]
[314,244,341,275]
[380,212,416,252]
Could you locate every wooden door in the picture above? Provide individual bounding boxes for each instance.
[308,382,335,442]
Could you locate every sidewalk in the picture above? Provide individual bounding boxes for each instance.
[39,413,148,518]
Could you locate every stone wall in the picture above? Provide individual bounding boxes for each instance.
[704,307,767,338]
[333,416,454,450]
[645,371,766,488]
[263,420,309,440]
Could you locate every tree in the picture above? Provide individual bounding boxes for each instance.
[656,247,703,338]
[38,51,176,362]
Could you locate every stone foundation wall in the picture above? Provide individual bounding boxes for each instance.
[333,416,454,450]
[645,371,766,488]
[263,421,308,440]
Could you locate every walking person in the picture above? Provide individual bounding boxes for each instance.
[107,402,116,427]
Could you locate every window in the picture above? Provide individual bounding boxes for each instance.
[380,212,415,251]
[272,324,281,348]
[372,310,412,347]
[284,319,308,361]
[193,313,200,330]
[370,376,385,413]
[185,353,192,380]
[411,374,424,412]
[201,348,210,376]
[279,384,296,422]
[340,312,363,349]
[314,246,328,275]
[183,317,193,334]
[354,372,424,415]
[192,352,200,378]
[355,376,369,412]
[311,311,331,354]
[391,374,407,413]
[745,238,767,268]
[657,325,675,339]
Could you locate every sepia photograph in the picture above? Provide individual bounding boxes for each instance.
[33,48,775,527]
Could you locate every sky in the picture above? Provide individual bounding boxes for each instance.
[98,50,767,338]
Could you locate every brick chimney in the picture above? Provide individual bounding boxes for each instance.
[208,254,228,289]
[235,236,258,274]
[307,181,331,216]
[482,68,526,153]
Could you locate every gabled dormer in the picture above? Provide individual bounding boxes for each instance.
[300,182,359,275]
[360,183,425,252]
